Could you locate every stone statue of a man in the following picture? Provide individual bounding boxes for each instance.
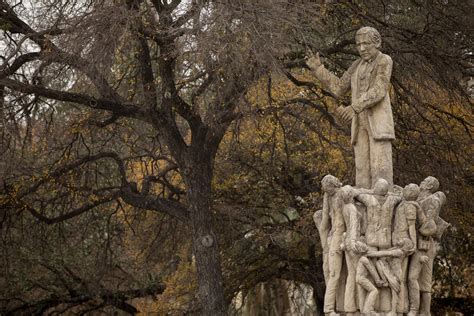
[390,183,420,314]
[318,175,345,315]
[307,27,395,189]
[355,179,401,249]
[340,185,363,315]
[408,177,446,316]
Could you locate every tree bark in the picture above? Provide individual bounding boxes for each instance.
[184,155,227,315]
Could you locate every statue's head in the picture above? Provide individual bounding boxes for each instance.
[373,178,389,196]
[321,174,342,195]
[355,26,381,61]
[403,183,420,201]
[397,238,414,253]
[340,185,354,203]
[420,176,439,193]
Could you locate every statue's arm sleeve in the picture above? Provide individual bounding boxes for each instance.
[352,55,393,113]
[355,193,372,206]
[349,204,359,241]
[406,204,417,250]
[312,61,357,98]
[314,209,329,250]
[416,205,428,225]
[419,198,439,236]
[320,193,331,232]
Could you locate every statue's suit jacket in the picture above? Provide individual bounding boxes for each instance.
[314,51,395,145]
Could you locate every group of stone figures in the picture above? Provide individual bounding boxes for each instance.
[306,25,451,315]
[313,176,450,316]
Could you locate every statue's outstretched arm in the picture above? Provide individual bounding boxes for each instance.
[309,59,359,98]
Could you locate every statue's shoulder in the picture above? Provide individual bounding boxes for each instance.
[348,58,362,72]
[418,193,440,209]
[377,53,393,66]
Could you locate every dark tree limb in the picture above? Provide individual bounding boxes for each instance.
[119,185,188,222]
[4,283,166,316]
[282,97,347,133]
[141,164,179,195]
[25,193,119,225]
[136,26,158,110]
[17,152,127,198]
[0,78,146,120]
[0,52,41,79]
[0,2,123,101]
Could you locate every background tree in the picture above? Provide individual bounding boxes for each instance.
[0,0,323,314]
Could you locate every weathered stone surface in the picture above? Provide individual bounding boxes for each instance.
[310,27,450,316]
[307,26,394,189]
[314,175,449,315]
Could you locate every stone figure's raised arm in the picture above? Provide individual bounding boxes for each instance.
[307,53,358,98]
[352,54,393,114]
[418,197,439,237]
[354,187,374,196]
[354,193,374,206]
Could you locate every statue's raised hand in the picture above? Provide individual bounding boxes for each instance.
[306,51,322,70]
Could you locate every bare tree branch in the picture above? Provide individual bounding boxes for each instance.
[0,78,146,120]
[119,185,188,222]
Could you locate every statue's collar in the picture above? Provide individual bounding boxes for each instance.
[363,51,381,64]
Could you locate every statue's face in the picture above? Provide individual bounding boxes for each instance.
[356,33,379,61]
[321,175,341,195]
[420,176,439,192]
[323,184,338,195]
[420,178,429,190]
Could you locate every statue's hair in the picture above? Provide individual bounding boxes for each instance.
[321,174,342,192]
[356,26,382,47]
[373,178,389,195]
[403,183,420,201]
[340,185,354,202]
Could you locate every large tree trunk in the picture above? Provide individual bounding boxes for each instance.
[184,157,227,315]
